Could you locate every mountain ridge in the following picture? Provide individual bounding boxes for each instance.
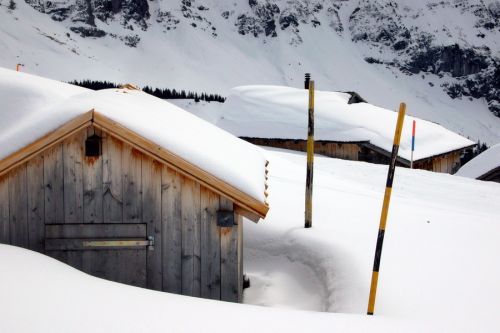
[1,0,499,144]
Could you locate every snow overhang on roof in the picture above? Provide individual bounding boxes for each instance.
[0,69,269,220]
[217,85,475,161]
[455,142,500,179]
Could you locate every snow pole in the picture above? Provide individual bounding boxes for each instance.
[367,102,406,315]
[410,120,416,169]
[304,79,315,228]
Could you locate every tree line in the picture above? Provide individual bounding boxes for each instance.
[68,80,226,103]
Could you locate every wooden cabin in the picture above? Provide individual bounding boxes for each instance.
[211,85,476,174]
[242,138,468,174]
[0,71,269,302]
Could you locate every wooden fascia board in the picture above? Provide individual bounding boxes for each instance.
[477,166,500,181]
[0,110,94,177]
[92,112,269,219]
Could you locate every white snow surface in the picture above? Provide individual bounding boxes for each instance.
[456,142,500,179]
[0,68,267,203]
[1,147,500,332]
[175,86,475,161]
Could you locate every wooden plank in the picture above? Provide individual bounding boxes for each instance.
[45,223,146,238]
[161,166,182,294]
[102,132,123,223]
[27,156,45,252]
[44,144,65,224]
[142,155,162,290]
[93,113,268,218]
[122,143,142,223]
[83,127,103,223]
[0,175,9,243]
[8,166,29,248]
[220,197,239,302]
[63,131,84,223]
[0,111,93,177]
[200,187,221,299]
[180,176,201,296]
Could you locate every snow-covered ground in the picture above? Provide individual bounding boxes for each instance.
[1,147,499,332]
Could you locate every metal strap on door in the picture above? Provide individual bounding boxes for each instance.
[83,236,154,250]
[46,236,155,251]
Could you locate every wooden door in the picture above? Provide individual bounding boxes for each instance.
[44,223,151,288]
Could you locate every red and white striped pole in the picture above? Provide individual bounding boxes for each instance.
[410,120,416,169]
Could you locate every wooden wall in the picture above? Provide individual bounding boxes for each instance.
[414,151,462,174]
[244,137,463,174]
[0,126,242,302]
[242,138,361,160]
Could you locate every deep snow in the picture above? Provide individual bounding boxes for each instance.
[1,147,499,332]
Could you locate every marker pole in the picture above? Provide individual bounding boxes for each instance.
[367,103,406,315]
[304,80,315,228]
[411,120,416,169]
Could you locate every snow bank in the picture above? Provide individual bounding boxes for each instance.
[244,147,500,332]
[0,68,266,203]
[455,142,500,179]
[218,85,475,161]
[0,244,427,333]
[1,147,499,332]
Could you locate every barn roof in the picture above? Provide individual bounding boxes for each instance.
[0,68,269,219]
[455,142,500,180]
[217,85,475,162]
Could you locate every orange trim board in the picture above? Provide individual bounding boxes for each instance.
[0,109,269,220]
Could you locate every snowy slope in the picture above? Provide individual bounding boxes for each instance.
[456,142,500,178]
[0,0,499,144]
[1,147,499,332]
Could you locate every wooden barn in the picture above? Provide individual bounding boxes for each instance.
[0,69,269,302]
[207,85,476,174]
[455,143,500,183]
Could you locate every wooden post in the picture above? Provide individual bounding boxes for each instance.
[304,80,315,228]
[367,102,406,315]
[410,120,416,169]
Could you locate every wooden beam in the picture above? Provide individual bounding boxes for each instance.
[92,112,268,219]
[0,110,94,177]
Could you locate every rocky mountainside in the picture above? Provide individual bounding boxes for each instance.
[1,0,499,143]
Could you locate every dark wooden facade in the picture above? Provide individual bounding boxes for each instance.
[242,137,465,174]
[0,125,249,302]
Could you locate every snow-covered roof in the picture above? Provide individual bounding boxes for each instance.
[455,143,500,179]
[218,85,475,161]
[0,68,268,215]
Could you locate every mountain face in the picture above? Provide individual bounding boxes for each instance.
[1,0,500,144]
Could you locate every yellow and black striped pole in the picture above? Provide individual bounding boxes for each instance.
[367,102,406,315]
[305,80,315,228]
